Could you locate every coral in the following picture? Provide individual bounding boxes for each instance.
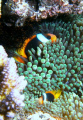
[26,111,62,120]
[11,0,36,18]
[0,45,27,120]
[2,0,83,26]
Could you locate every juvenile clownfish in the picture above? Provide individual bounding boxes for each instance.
[39,89,61,104]
[14,33,57,63]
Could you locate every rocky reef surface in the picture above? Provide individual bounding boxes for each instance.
[1,0,83,26]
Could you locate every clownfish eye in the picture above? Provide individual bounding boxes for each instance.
[46,35,51,40]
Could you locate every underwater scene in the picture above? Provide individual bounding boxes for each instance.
[0,0,83,120]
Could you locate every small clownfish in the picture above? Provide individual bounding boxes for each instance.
[14,33,57,63]
[39,89,61,104]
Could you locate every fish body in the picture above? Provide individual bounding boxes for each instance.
[14,33,57,63]
[39,89,61,104]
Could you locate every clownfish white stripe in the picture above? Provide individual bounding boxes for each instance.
[37,33,49,43]
[43,93,47,102]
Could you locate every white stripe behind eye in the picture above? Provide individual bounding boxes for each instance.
[43,93,47,102]
[37,33,49,43]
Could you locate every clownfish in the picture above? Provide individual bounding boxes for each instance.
[39,89,61,104]
[14,33,57,63]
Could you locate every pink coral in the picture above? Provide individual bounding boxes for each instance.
[0,45,27,119]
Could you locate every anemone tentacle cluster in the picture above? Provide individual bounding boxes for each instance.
[15,15,83,119]
[0,45,27,120]
[18,16,83,97]
[14,92,83,120]
[39,16,83,95]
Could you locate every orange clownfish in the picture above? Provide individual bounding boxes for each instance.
[39,89,61,104]
[14,33,57,63]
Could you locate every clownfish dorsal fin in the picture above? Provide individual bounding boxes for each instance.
[37,33,49,43]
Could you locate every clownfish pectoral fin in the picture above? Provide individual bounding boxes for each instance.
[53,89,62,99]
[13,51,28,64]
[37,33,49,43]
[14,56,25,64]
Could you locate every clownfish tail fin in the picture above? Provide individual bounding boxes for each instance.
[53,89,62,99]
